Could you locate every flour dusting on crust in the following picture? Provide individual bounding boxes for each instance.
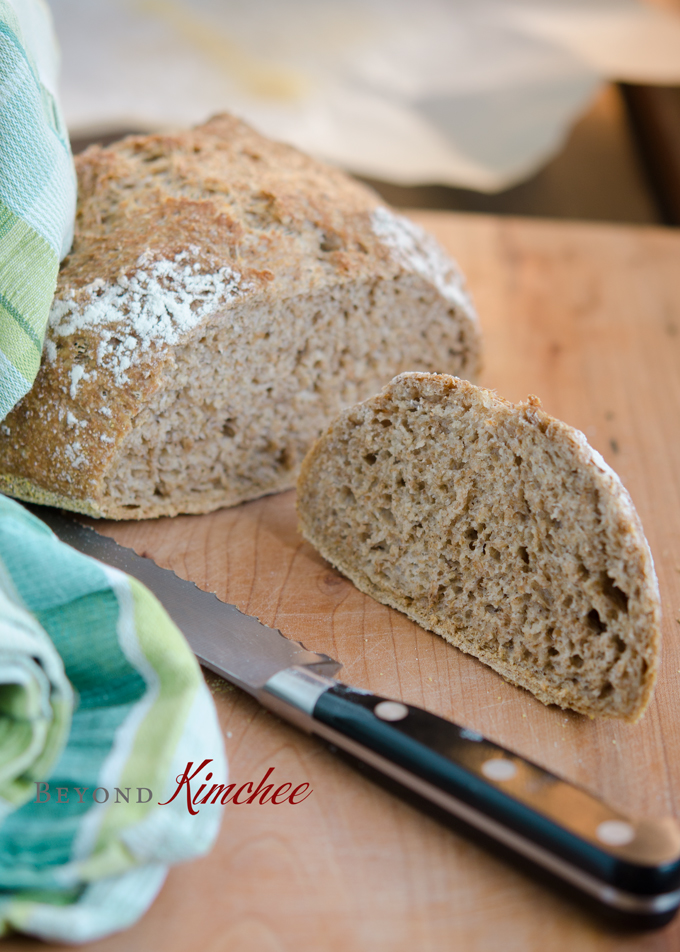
[47,248,253,386]
[371,207,473,314]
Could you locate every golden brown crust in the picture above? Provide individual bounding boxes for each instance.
[0,474,102,517]
[297,373,660,721]
[64,116,394,293]
[0,115,481,518]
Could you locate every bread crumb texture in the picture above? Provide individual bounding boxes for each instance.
[296,373,660,721]
[0,115,481,519]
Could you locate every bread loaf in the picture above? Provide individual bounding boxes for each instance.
[296,373,660,721]
[0,115,481,519]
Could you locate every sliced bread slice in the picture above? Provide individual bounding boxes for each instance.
[296,372,660,721]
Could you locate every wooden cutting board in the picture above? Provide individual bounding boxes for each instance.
[9,212,680,952]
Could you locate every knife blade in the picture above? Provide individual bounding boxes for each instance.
[28,504,680,928]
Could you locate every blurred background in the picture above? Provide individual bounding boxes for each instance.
[52,0,680,225]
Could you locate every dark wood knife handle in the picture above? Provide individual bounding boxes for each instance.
[311,682,680,923]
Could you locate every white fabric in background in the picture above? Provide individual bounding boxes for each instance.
[49,0,680,191]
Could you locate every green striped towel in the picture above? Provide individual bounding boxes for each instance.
[0,0,76,420]
[0,495,226,942]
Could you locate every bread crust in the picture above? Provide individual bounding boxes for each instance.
[297,373,660,721]
[0,116,481,518]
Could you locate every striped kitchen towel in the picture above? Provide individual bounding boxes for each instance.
[0,0,76,420]
[0,495,226,943]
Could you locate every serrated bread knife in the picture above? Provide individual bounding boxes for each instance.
[31,504,680,928]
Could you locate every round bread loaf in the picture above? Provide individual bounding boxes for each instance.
[0,115,481,519]
[296,373,660,721]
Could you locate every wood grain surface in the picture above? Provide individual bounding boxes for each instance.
[7,212,680,952]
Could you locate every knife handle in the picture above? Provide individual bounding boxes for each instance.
[261,668,680,926]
